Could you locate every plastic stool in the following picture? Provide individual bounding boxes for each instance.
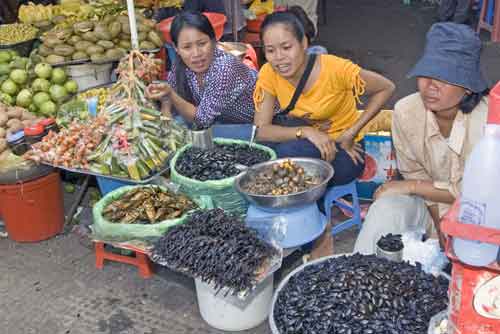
[477,0,500,42]
[323,180,362,235]
[95,242,154,279]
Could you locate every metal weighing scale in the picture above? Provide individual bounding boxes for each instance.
[235,158,334,250]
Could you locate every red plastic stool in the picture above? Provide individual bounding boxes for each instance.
[94,241,154,279]
[477,0,500,42]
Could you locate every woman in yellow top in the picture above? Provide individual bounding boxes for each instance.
[254,11,395,186]
[254,11,395,259]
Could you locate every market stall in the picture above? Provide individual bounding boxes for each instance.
[2,2,500,334]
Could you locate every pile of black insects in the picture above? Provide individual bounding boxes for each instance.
[273,254,449,334]
[377,233,404,252]
[151,209,278,294]
[175,143,271,181]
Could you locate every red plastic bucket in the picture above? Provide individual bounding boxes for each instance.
[157,12,227,44]
[0,172,64,242]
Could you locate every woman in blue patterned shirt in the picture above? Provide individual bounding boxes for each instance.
[146,11,257,131]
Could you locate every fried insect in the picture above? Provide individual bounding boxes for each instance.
[103,186,197,224]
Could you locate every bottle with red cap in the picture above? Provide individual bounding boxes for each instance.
[453,82,500,266]
[39,118,59,137]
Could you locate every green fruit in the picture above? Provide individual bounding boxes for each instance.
[33,91,51,107]
[39,100,57,116]
[51,68,67,85]
[1,79,18,96]
[34,63,53,79]
[28,103,38,114]
[0,63,10,75]
[9,69,28,85]
[16,89,32,108]
[45,55,65,65]
[0,92,13,105]
[0,50,12,63]
[64,80,78,94]
[8,50,19,59]
[9,57,29,70]
[64,183,76,193]
[32,78,51,93]
[49,84,68,102]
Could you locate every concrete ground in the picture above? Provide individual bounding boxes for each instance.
[1,1,500,333]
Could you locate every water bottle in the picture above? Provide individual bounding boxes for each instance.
[453,82,500,267]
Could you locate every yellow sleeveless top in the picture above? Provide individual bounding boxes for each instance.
[254,54,365,141]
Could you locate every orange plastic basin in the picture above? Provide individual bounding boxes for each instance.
[157,12,227,44]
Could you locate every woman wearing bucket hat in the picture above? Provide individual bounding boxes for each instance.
[354,22,490,255]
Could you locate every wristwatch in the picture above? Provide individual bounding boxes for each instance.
[296,127,303,139]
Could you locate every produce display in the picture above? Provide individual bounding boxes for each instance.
[151,208,279,295]
[78,86,109,112]
[0,50,77,117]
[175,144,272,181]
[18,1,125,30]
[56,99,90,127]
[0,24,38,45]
[274,254,449,334]
[18,2,94,27]
[102,186,197,224]
[39,13,163,64]
[135,0,184,8]
[377,233,404,252]
[86,50,188,180]
[0,103,40,137]
[56,86,110,126]
[242,159,321,196]
[26,115,108,168]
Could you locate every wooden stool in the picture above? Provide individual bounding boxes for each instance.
[94,241,154,279]
[477,0,500,42]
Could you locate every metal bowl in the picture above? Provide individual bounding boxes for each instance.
[234,157,334,209]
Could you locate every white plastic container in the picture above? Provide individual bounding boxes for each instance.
[453,83,500,267]
[195,275,274,331]
[66,62,113,92]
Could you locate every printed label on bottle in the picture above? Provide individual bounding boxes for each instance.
[459,198,486,226]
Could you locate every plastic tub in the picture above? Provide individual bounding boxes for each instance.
[66,62,113,92]
[158,12,227,43]
[247,14,266,33]
[96,176,135,196]
[0,172,64,242]
[195,275,274,331]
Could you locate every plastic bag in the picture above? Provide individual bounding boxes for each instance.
[169,138,277,215]
[249,0,274,16]
[402,232,449,276]
[91,184,210,245]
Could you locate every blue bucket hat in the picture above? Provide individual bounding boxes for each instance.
[407,22,488,93]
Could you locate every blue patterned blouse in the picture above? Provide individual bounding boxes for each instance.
[167,48,257,128]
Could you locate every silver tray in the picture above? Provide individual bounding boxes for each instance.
[41,160,170,184]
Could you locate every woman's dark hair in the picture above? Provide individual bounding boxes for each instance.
[287,6,316,44]
[460,88,489,114]
[170,11,216,103]
[260,11,306,44]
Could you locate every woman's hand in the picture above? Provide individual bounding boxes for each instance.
[304,127,337,162]
[374,180,414,200]
[336,129,364,165]
[145,82,172,101]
